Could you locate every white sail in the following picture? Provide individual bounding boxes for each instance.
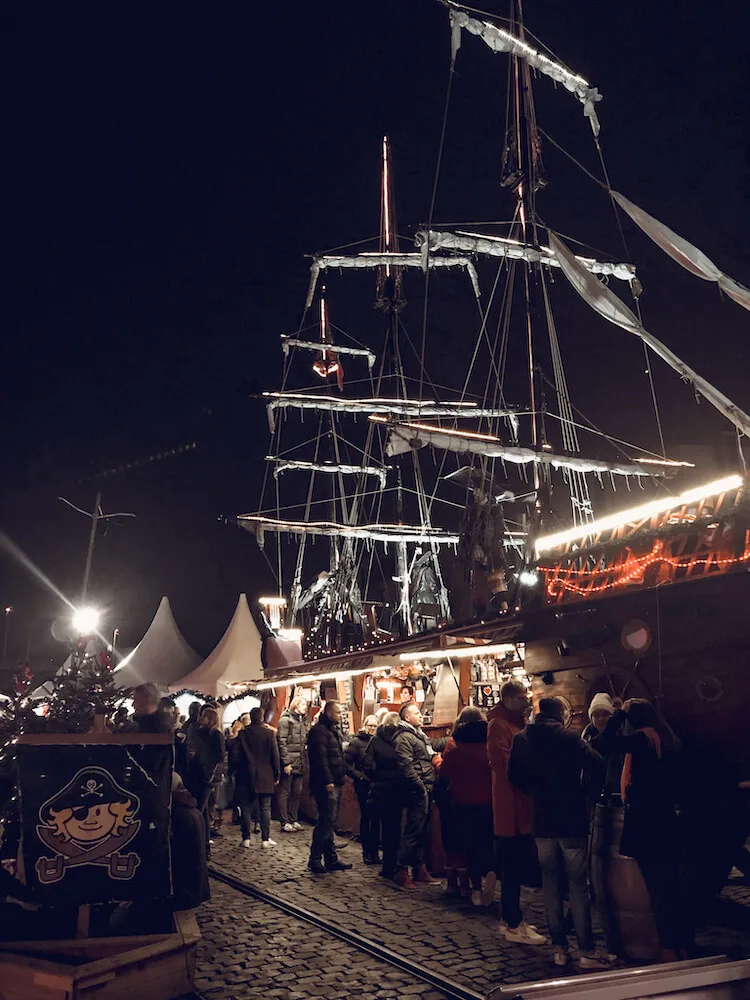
[281,336,376,369]
[448,5,602,135]
[548,230,750,437]
[306,252,481,308]
[415,230,635,282]
[238,514,460,546]
[385,420,667,477]
[267,458,389,489]
[263,391,518,432]
[612,191,750,313]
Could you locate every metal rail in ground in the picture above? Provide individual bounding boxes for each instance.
[209,865,485,1000]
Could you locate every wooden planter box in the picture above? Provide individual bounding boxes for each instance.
[0,908,200,1000]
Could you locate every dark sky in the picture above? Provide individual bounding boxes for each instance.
[2,1,749,683]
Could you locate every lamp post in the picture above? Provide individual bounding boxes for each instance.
[58,493,136,602]
[2,605,12,668]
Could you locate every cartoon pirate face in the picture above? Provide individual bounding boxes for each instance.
[35,766,142,884]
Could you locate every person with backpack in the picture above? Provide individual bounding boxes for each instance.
[233,707,281,848]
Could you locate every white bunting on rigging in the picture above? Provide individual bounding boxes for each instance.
[237,514,460,547]
[280,336,376,369]
[267,458,390,489]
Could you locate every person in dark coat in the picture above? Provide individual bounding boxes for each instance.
[345,714,380,863]
[185,706,225,858]
[306,701,352,873]
[440,707,494,905]
[132,684,173,734]
[597,699,693,960]
[581,693,625,802]
[276,696,309,833]
[364,712,403,879]
[509,697,608,969]
[391,702,441,889]
[233,707,280,848]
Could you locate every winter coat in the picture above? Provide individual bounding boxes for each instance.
[234,723,281,795]
[582,721,626,802]
[597,708,678,859]
[133,711,173,735]
[508,714,604,838]
[487,701,532,837]
[440,720,492,806]
[307,713,346,790]
[364,725,402,803]
[345,731,372,785]
[392,722,436,797]
[276,709,309,775]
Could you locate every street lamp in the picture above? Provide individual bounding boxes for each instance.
[72,607,101,636]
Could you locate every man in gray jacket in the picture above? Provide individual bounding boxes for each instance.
[276,696,309,832]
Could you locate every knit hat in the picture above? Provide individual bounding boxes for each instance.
[588,692,615,720]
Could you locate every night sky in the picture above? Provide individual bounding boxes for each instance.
[3,1,749,686]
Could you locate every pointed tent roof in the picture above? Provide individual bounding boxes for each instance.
[169,594,264,698]
[114,596,200,691]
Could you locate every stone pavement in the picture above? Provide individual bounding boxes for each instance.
[192,820,750,999]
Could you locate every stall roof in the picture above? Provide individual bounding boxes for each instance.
[113,596,200,691]
[257,618,525,688]
[169,593,264,698]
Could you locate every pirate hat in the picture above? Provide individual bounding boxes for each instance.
[40,766,139,823]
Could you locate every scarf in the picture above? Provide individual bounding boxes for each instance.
[620,726,661,803]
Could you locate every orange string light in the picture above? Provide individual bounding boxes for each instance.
[542,540,750,597]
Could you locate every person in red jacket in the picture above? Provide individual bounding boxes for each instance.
[440,706,495,906]
[487,680,545,945]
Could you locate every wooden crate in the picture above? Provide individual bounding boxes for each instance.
[0,908,200,1000]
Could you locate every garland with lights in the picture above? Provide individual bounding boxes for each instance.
[170,688,260,707]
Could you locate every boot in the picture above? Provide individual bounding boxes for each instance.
[393,868,417,889]
[412,864,441,885]
[444,866,460,896]
[457,867,471,897]
[308,859,327,874]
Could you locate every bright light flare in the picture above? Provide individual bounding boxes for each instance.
[72,607,101,635]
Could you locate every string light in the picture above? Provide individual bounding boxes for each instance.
[543,541,750,597]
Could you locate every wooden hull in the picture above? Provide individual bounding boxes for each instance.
[524,568,750,774]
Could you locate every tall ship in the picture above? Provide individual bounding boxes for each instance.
[237,0,750,869]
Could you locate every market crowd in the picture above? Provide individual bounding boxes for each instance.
[117,679,746,971]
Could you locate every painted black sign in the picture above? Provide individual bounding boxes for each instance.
[18,743,172,903]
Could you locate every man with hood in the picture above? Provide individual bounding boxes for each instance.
[508,697,608,969]
[363,711,402,880]
[487,680,545,944]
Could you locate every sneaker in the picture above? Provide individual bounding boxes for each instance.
[471,889,482,907]
[481,871,497,907]
[578,948,613,970]
[282,823,295,833]
[326,860,353,872]
[393,869,417,889]
[502,921,547,945]
[553,947,569,967]
[261,839,277,849]
[292,822,303,830]
[241,839,251,848]
[308,859,327,874]
[412,864,441,885]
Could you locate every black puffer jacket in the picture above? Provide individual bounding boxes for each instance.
[277,709,309,775]
[345,731,372,785]
[508,714,603,838]
[364,725,402,801]
[307,713,346,790]
[393,722,436,796]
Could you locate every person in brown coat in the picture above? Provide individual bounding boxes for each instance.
[233,707,280,848]
[486,679,545,945]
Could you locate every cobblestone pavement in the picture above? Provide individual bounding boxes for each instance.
[193,821,750,999]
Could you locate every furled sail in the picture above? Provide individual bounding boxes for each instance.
[306,252,480,308]
[263,391,519,432]
[448,4,602,136]
[415,230,634,282]
[281,336,376,370]
[237,514,460,546]
[267,458,389,489]
[385,420,666,478]
[548,230,750,437]
[612,192,750,313]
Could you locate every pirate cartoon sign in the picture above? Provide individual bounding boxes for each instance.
[18,740,172,903]
[35,766,142,884]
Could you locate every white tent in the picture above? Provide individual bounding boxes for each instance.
[114,596,200,691]
[169,594,264,698]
